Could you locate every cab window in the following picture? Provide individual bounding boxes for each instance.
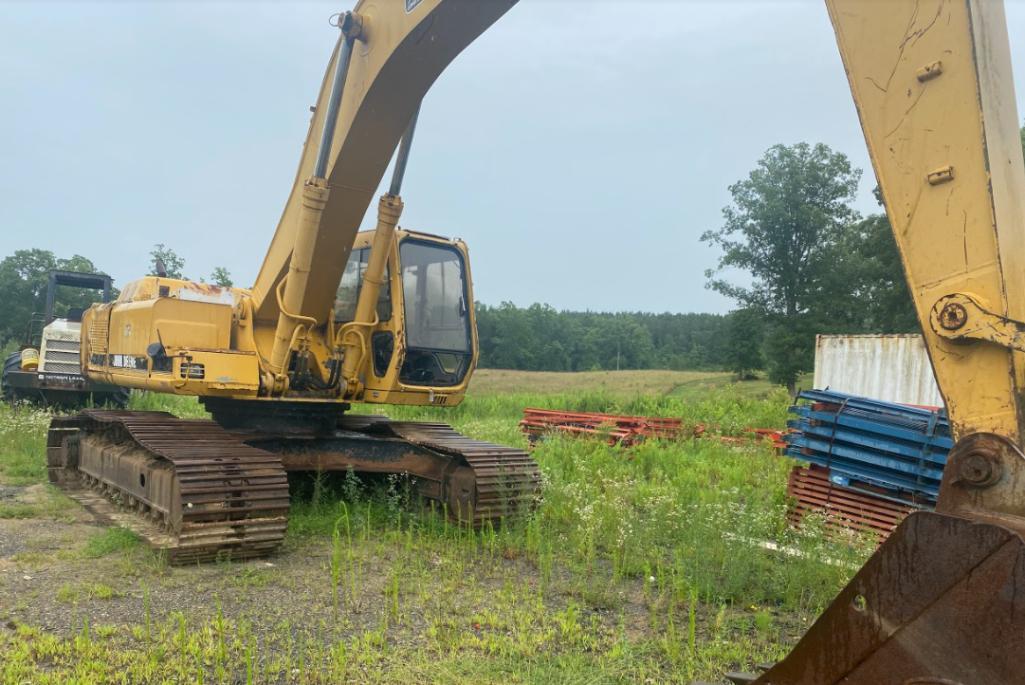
[399,241,470,353]
[335,248,392,323]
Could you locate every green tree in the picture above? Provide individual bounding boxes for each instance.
[150,244,185,279]
[722,308,764,379]
[831,213,918,333]
[209,266,233,287]
[702,142,861,393]
[473,303,731,372]
[814,185,918,334]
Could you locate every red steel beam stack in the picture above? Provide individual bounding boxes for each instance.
[716,428,788,450]
[519,408,787,449]
[751,428,788,450]
[519,408,684,446]
[786,464,918,542]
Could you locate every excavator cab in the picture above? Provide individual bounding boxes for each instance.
[336,228,477,395]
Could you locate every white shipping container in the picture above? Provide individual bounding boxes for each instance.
[813,334,943,408]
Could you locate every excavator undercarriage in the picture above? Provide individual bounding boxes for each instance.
[47,409,540,562]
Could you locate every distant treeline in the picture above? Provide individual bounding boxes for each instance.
[475,303,731,372]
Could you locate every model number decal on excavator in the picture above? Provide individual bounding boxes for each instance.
[405,0,423,13]
[108,354,148,371]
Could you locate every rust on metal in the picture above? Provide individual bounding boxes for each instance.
[751,511,1025,684]
[48,411,541,561]
[936,432,1025,522]
[786,465,916,542]
[520,408,783,450]
[937,301,968,331]
[249,416,542,526]
[48,410,289,563]
[519,407,685,446]
[750,430,1025,684]
[386,421,541,524]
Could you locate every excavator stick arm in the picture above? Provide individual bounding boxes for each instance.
[751,3,1025,682]
[826,0,1025,443]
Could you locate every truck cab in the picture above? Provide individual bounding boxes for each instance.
[2,270,128,407]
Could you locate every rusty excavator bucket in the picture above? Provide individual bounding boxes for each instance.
[747,435,1025,683]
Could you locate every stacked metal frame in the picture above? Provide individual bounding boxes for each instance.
[784,389,952,506]
[787,464,918,541]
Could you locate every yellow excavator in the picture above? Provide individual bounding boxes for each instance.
[46,0,538,563]
[43,0,1025,680]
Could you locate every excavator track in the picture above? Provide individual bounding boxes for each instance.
[255,415,542,526]
[47,410,289,564]
[386,421,542,525]
[46,411,540,562]
[241,415,542,527]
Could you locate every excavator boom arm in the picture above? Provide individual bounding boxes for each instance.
[251,0,515,327]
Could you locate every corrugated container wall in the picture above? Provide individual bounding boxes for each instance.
[812,334,943,408]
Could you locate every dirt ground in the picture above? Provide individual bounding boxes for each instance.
[0,485,814,684]
[0,482,663,671]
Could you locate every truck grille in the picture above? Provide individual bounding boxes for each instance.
[43,345,81,374]
[45,362,82,374]
[46,340,79,352]
[46,350,79,363]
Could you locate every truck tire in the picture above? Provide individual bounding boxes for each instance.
[2,351,21,403]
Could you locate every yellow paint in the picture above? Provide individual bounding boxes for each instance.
[827,0,1025,445]
[250,0,515,326]
[82,229,474,407]
[19,348,38,371]
[338,193,404,397]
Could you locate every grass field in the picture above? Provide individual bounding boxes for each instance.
[0,369,866,684]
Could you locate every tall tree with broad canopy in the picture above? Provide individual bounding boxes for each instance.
[722,307,765,380]
[828,187,918,334]
[702,142,861,393]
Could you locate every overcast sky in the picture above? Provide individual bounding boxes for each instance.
[5,1,1025,314]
